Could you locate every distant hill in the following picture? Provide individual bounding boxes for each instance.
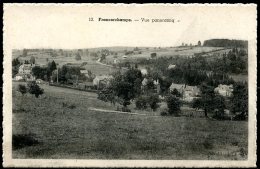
[203,39,248,48]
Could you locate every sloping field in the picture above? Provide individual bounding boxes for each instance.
[82,63,121,76]
[12,82,248,160]
[106,46,227,63]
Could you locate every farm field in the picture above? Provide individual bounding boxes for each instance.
[12,82,248,160]
[13,46,227,66]
[82,62,122,76]
[106,46,226,63]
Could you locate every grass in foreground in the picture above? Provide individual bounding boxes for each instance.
[12,82,248,160]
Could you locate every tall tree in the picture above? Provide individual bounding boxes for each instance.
[231,82,248,117]
[75,53,81,60]
[46,61,57,80]
[194,83,215,117]
[166,95,181,115]
[107,68,143,108]
[30,56,36,64]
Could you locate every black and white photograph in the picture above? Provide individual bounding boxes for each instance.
[2,4,257,168]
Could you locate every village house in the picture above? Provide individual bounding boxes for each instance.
[113,59,120,64]
[36,79,43,84]
[214,84,233,97]
[15,63,35,81]
[122,55,128,59]
[168,64,176,70]
[140,68,148,76]
[14,74,24,81]
[141,78,148,86]
[18,63,34,74]
[169,83,201,102]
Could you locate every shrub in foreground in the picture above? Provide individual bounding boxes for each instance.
[27,81,44,98]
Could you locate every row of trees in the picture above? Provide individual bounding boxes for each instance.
[203,39,248,48]
[51,65,87,84]
[32,61,57,81]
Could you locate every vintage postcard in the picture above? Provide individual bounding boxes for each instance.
[2,3,257,168]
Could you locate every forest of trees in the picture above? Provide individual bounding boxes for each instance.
[203,39,248,48]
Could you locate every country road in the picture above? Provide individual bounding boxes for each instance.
[89,107,160,117]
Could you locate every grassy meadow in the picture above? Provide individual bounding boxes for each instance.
[12,82,248,160]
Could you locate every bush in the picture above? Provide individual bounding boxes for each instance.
[135,94,160,111]
[18,84,27,95]
[122,107,131,112]
[68,104,76,109]
[27,81,44,98]
[160,111,168,116]
[166,95,181,115]
[203,139,213,149]
[147,94,160,111]
[151,53,157,58]
[75,53,81,60]
[170,88,182,97]
[135,96,148,109]
[233,113,247,121]
[13,134,39,150]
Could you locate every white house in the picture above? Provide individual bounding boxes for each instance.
[214,84,233,97]
[169,83,185,93]
[168,64,176,70]
[36,79,43,84]
[113,59,120,64]
[15,74,24,81]
[140,68,148,76]
[18,63,34,74]
[141,78,148,86]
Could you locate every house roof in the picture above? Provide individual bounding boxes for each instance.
[141,69,148,75]
[168,64,176,69]
[80,70,89,74]
[170,83,185,90]
[15,73,24,77]
[94,75,113,81]
[215,84,233,90]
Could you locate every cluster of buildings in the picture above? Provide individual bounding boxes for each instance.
[168,83,233,102]
[139,65,234,102]
[14,63,36,81]
[13,59,234,103]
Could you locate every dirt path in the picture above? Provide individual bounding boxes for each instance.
[89,107,159,117]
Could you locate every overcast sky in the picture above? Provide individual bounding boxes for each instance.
[4,4,257,49]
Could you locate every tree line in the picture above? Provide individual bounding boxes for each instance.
[203,39,248,48]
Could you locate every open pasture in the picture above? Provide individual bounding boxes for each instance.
[12,82,248,160]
